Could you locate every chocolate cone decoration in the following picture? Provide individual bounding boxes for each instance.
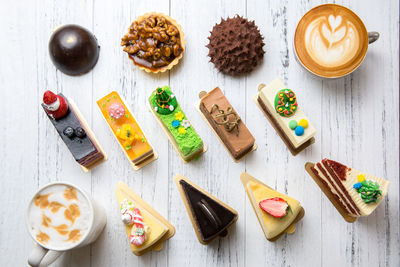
[206,15,265,76]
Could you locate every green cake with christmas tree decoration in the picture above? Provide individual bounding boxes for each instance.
[149,86,205,162]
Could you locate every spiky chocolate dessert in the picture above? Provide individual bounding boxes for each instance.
[206,15,265,76]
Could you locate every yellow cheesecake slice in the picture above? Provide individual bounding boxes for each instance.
[241,172,304,241]
[115,182,175,255]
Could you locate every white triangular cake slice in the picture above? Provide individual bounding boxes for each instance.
[310,159,389,217]
[240,173,304,241]
[115,182,174,255]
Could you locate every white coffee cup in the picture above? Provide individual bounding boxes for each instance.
[26,182,107,267]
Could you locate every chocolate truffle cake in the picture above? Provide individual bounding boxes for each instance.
[42,91,105,170]
[199,87,255,160]
[306,159,389,220]
[206,15,264,76]
[174,175,238,244]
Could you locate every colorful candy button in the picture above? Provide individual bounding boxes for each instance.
[295,126,304,136]
[298,119,308,128]
[289,120,297,130]
[357,174,366,182]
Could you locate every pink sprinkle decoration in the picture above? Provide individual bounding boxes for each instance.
[278,101,281,104]
[109,102,125,119]
[290,93,293,97]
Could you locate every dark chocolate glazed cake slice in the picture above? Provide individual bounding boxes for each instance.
[177,178,238,243]
[42,92,104,168]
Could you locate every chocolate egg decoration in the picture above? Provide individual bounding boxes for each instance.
[49,25,100,76]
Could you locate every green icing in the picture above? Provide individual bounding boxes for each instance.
[354,180,382,204]
[149,88,203,157]
[274,89,297,117]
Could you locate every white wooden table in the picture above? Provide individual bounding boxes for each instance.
[0,0,398,266]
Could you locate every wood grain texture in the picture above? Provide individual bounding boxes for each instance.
[0,0,398,266]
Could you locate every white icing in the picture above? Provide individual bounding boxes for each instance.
[44,98,60,111]
[259,78,316,148]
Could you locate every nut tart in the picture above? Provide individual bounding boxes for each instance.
[174,174,238,245]
[305,159,389,222]
[97,91,157,170]
[240,172,305,241]
[115,182,175,256]
[121,13,185,73]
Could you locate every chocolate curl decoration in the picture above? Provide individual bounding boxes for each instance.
[210,104,240,136]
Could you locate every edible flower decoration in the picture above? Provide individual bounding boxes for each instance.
[178,127,186,135]
[181,119,191,129]
[172,120,180,128]
[175,111,184,121]
[353,174,382,204]
[116,124,141,150]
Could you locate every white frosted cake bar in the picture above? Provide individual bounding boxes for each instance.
[258,78,316,149]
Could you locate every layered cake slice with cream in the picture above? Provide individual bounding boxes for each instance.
[199,87,256,160]
[307,159,389,218]
[115,182,175,256]
[240,172,305,241]
[256,78,316,155]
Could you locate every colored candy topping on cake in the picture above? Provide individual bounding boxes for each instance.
[274,89,298,117]
[353,175,382,204]
[43,90,69,119]
[120,199,149,246]
[153,87,178,114]
[116,124,143,150]
[288,118,309,136]
[149,86,203,161]
[259,197,290,218]
[309,159,389,217]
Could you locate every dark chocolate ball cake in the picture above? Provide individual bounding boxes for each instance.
[206,15,265,76]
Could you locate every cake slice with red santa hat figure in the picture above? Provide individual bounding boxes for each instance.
[42,90,107,171]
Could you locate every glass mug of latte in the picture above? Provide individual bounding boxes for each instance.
[26,182,107,267]
[294,4,379,78]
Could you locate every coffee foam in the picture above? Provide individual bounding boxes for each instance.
[28,184,92,250]
[294,4,368,78]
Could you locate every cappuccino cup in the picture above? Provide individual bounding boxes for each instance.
[294,4,379,78]
[26,182,106,267]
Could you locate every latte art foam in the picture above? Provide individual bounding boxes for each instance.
[305,15,360,68]
[28,184,91,250]
[294,4,368,78]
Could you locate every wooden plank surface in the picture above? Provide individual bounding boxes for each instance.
[0,0,398,266]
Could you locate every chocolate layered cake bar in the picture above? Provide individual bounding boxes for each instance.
[42,91,106,171]
[199,87,255,160]
[306,159,389,219]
